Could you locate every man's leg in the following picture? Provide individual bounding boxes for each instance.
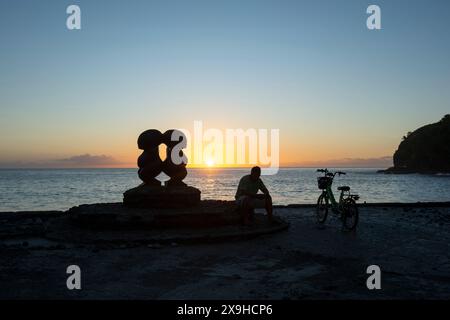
[265,195,273,221]
[239,196,252,225]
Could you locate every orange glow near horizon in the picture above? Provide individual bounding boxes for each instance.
[0,121,396,169]
[61,136,394,169]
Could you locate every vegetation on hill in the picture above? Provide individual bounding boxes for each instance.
[382,115,450,174]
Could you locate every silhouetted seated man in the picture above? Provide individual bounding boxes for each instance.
[235,166,273,225]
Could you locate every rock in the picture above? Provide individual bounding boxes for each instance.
[136,129,189,186]
[123,184,201,208]
[129,129,199,207]
[381,115,450,174]
[137,130,164,185]
[162,129,188,186]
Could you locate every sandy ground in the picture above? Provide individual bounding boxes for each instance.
[1,205,450,299]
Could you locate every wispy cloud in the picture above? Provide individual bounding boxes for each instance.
[286,156,393,168]
[56,154,121,166]
[0,154,124,168]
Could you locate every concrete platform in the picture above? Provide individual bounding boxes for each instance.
[46,213,288,245]
[0,201,289,245]
[68,201,241,229]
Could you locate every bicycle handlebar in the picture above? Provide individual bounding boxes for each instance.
[316,169,346,177]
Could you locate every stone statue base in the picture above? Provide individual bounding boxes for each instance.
[67,201,241,229]
[47,202,288,244]
[123,184,201,208]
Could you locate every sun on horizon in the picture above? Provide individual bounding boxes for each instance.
[205,158,215,167]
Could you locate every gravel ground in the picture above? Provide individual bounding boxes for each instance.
[1,205,450,299]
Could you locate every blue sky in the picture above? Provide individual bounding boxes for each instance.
[0,0,449,167]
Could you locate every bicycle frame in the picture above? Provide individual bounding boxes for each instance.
[322,182,343,213]
[316,168,360,230]
[318,169,348,214]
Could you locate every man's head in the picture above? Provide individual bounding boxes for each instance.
[250,166,261,181]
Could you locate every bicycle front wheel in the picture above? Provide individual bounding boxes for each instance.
[316,193,329,224]
[342,198,359,230]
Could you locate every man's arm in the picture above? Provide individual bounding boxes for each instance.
[238,188,257,197]
[259,180,270,196]
[259,179,272,200]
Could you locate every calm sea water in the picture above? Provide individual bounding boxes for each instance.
[1,168,450,212]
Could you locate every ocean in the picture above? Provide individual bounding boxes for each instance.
[1,168,450,212]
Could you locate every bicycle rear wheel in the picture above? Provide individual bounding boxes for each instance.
[316,193,329,224]
[342,198,359,230]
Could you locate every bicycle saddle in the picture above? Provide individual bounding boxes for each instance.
[337,186,350,191]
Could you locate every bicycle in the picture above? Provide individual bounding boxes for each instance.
[316,169,359,230]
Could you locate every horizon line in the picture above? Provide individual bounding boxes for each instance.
[0,166,387,170]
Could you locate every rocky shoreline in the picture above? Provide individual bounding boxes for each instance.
[377,167,450,174]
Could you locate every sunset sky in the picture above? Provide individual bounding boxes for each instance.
[1,0,449,168]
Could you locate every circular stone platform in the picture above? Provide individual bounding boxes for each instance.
[44,201,289,245]
[68,201,240,229]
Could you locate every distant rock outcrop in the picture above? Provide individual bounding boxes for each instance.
[381,115,450,174]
